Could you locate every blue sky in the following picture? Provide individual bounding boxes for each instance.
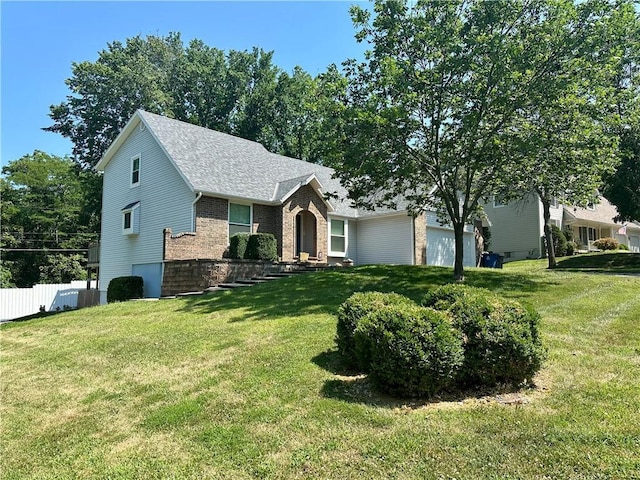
[1,1,368,167]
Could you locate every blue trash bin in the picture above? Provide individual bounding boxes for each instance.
[482,252,500,268]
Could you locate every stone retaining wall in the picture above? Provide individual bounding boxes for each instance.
[161,259,275,297]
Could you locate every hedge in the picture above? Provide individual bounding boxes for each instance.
[336,292,417,370]
[229,233,250,259]
[107,276,144,303]
[425,284,546,387]
[245,233,278,261]
[336,284,547,397]
[354,304,464,397]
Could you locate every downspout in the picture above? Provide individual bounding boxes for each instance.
[192,191,203,231]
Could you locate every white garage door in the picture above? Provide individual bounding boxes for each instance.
[630,235,640,253]
[426,227,475,267]
[356,215,413,265]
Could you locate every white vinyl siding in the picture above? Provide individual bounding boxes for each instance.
[483,194,545,261]
[99,120,194,302]
[356,214,413,265]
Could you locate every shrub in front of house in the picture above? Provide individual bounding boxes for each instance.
[245,233,278,261]
[353,304,464,397]
[107,276,143,303]
[421,283,491,311]
[593,237,621,251]
[336,291,417,369]
[336,285,545,397]
[551,224,568,256]
[447,293,546,387]
[229,233,250,259]
[566,241,577,256]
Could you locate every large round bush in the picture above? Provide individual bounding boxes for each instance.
[353,304,464,398]
[336,291,416,369]
[448,294,546,387]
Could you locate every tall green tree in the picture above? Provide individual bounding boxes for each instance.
[46,33,322,168]
[603,128,640,222]
[328,0,630,280]
[1,151,98,286]
[505,0,638,268]
[603,4,640,223]
[46,33,183,168]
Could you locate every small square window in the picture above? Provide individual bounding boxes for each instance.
[122,202,140,235]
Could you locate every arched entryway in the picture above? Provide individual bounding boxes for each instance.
[295,210,317,258]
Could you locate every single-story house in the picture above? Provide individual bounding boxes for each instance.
[95,110,476,302]
[483,194,640,261]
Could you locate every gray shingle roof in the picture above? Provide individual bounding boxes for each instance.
[564,197,624,225]
[138,110,360,217]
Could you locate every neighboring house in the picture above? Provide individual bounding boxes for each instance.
[96,110,475,302]
[483,194,640,262]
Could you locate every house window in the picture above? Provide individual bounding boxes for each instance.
[122,201,140,235]
[550,197,558,208]
[329,218,347,255]
[229,202,252,240]
[493,194,507,208]
[578,226,598,244]
[131,155,140,187]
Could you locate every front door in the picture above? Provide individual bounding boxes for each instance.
[295,211,317,257]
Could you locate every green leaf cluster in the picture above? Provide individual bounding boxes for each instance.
[327,0,639,279]
[1,151,98,286]
[46,33,336,167]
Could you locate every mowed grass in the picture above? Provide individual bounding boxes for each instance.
[1,257,639,479]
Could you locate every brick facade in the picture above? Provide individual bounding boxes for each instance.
[164,196,228,260]
[413,213,427,265]
[281,185,328,262]
[164,189,329,263]
[161,259,274,296]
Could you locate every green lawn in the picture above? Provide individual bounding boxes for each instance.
[1,258,639,479]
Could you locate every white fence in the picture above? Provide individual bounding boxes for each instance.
[0,281,97,322]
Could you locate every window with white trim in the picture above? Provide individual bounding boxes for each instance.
[228,203,252,240]
[131,155,141,187]
[329,218,347,255]
[122,202,140,235]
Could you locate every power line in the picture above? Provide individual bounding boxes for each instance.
[0,248,89,252]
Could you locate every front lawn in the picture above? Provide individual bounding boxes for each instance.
[1,262,639,479]
[555,251,640,273]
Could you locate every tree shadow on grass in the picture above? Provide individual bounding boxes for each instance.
[555,252,640,273]
[173,265,560,322]
[313,348,532,410]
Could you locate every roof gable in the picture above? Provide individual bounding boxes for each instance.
[98,110,409,218]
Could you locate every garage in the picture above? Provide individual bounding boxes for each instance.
[424,212,476,267]
[426,226,476,267]
[356,214,414,265]
[630,235,640,253]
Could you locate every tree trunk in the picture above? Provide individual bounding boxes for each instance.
[542,199,556,269]
[453,221,465,282]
